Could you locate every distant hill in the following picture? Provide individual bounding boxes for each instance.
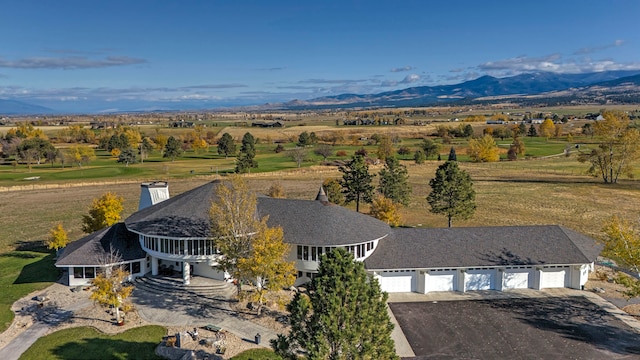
[279,70,640,109]
[0,99,54,115]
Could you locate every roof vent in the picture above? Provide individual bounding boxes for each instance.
[315,186,329,204]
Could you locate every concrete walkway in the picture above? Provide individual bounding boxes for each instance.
[131,281,280,347]
[0,297,91,360]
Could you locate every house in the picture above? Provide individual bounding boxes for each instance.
[55,181,602,293]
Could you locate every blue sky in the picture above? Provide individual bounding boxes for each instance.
[1,0,639,112]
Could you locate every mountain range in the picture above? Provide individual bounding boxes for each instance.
[279,70,640,110]
[2,70,640,115]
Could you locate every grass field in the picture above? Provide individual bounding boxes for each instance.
[231,348,282,359]
[0,246,59,333]
[19,325,165,360]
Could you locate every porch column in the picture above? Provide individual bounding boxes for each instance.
[151,256,159,276]
[183,261,190,285]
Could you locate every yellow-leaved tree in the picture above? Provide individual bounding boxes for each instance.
[601,216,640,297]
[369,195,401,227]
[46,223,69,256]
[82,192,124,233]
[210,176,261,294]
[468,135,500,162]
[539,119,556,139]
[90,249,134,324]
[267,181,286,198]
[237,222,296,316]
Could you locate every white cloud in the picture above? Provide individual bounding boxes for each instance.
[0,56,147,70]
[390,66,414,73]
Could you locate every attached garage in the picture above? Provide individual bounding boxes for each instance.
[425,270,457,292]
[502,268,533,290]
[464,269,495,291]
[539,267,568,288]
[377,270,416,293]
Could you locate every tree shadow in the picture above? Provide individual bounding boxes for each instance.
[479,247,539,266]
[486,296,640,355]
[51,338,160,359]
[13,252,59,284]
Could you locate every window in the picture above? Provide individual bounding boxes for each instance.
[132,261,141,274]
[367,242,372,251]
[124,263,131,273]
[311,247,317,261]
[297,246,303,260]
[73,267,84,279]
[297,271,303,278]
[325,246,331,254]
[303,246,309,261]
[85,267,95,279]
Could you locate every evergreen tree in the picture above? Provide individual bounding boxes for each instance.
[448,147,457,161]
[518,122,527,135]
[163,136,183,161]
[427,161,476,227]
[297,131,311,147]
[117,148,137,166]
[272,248,398,360]
[527,124,538,137]
[217,133,236,158]
[378,157,411,206]
[339,154,374,212]
[236,132,258,172]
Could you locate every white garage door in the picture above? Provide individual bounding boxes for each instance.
[502,269,532,289]
[540,269,567,288]
[377,271,416,293]
[425,271,457,292]
[464,270,494,291]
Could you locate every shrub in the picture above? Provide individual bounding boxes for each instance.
[397,146,411,155]
[274,144,284,153]
[336,150,348,157]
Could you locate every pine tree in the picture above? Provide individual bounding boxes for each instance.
[236,132,258,173]
[272,248,398,360]
[339,154,374,212]
[378,157,411,206]
[427,161,476,227]
[217,133,236,158]
[163,136,183,161]
[448,147,457,161]
[527,124,538,137]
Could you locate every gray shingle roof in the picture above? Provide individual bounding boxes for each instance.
[55,223,146,267]
[125,180,392,246]
[364,225,602,270]
[257,197,391,246]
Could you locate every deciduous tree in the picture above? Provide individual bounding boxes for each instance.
[267,182,286,198]
[322,178,344,205]
[339,154,374,212]
[313,144,333,160]
[378,157,411,206]
[46,223,68,256]
[421,138,440,159]
[82,192,124,233]
[376,135,394,161]
[90,249,133,324]
[209,176,260,293]
[601,216,640,297]
[272,248,398,360]
[577,110,640,184]
[370,195,401,226]
[414,148,426,164]
[468,135,500,162]
[287,147,308,168]
[237,223,295,316]
[539,119,556,139]
[427,161,476,227]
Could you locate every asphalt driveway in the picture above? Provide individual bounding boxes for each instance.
[389,296,640,360]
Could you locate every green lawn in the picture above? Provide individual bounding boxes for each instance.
[19,325,165,360]
[231,348,283,360]
[0,247,58,333]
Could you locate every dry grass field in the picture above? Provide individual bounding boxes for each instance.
[1,157,639,252]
